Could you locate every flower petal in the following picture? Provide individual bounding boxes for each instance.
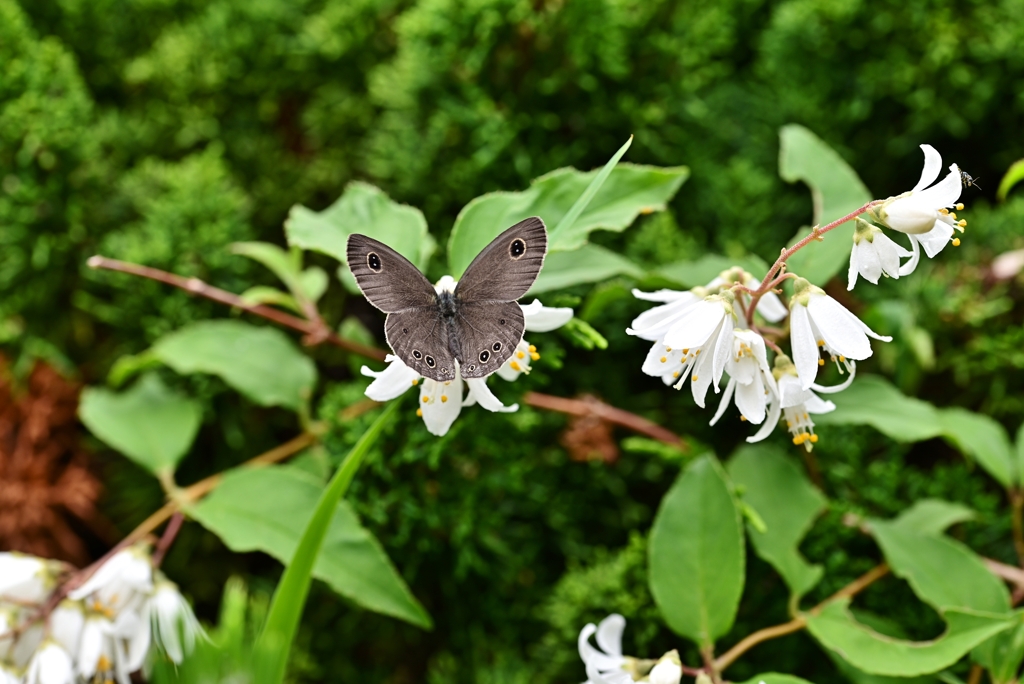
[875,231,911,278]
[595,614,626,658]
[916,218,955,259]
[756,291,788,323]
[788,304,820,389]
[419,380,463,436]
[747,395,781,443]
[631,288,692,303]
[857,241,883,285]
[898,235,923,276]
[710,377,737,426]
[913,144,943,193]
[520,300,574,332]
[663,300,726,349]
[807,295,873,360]
[811,361,857,393]
[627,296,699,340]
[464,378,518,413]
[362,356,419,402]
[805,394,837,414]
[735,376,767,424]
[913,164,963,210]
[847,246,860,291]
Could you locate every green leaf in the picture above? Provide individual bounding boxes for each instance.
[974,618,1024,684]
[892,499,976,537]
[190,463,428,629]
[778,124,872,285]
[238,286,302,313]
[549,136,633,250]
[151,320,317,411]
[656,254,770,289]
[284,181,435,293]
[253,401,413,684]
[231,242,303,294]
[649,455,744,646]
[448,162,688,276]
[738,676,817,684]
[298,266,329,303]
[941,408,1015,488]
[829,610,939,684]
[870,520,1010,614]
[815,375,944,442]
[996,159,1024,202]
[727,445,827,600]
[806,599,1016,677]
[528,244,643,295]
[79,373,202,476]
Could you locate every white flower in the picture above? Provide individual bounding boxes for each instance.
[25,641,74,684]
[77,614,131,684]
[0,664,20,684]
[847,219,913,290]
[648,651,682,684]
[496,299,572,381]
[872,144,966,276]
[48,601,85,658]
[627,288,704,341]
[641,295,739,407]
[145,580,204,665]
[748,354,844,450]
[68,548,153,615]
[789,278,889,390]
[578,614,632,684]
[710,330,778,427]
[0,553,58,604]
[8,620,44,670]
[361,278,568,436]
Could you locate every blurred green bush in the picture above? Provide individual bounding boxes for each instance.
[4,0,1024,680]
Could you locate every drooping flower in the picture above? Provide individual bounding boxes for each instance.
[578,614,632,684]
[24,641,75,684]
[0,553,60,604]
[789,278,889,389]
[361,278,570,436]
[648,651,683,684]
[847,218,913,290]
[748,354,843,450]
[710,329,778,428]
[871,144,966,276]
[640,294,739,407]
[145,580,205,665]
[68,547,153,615]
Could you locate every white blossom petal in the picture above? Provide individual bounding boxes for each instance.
[631,288,691,303]
[662,300,726,350]
[361,355,419,401]
[709,377,737,426]
[464,378,518,413]
[419,379,463,436]
[788,304,821,389]
[747,396,782,443]
[595,614,625,658]
[913,144,943,193]
[806,295,874,359]
[916,218,956,258]
[520,300,574,332]
[756,291,788,323]
[913,164,963,210]
[735,377,767,424]
[899,236,923,277]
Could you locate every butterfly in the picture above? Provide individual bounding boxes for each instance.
[346,217,547,382]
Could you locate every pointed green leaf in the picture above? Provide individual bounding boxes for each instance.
[892,499,976,537]
[656,254,770,289]
[940,408,1015,487]
[231,242,303,294]
[284,181,435,293]
[828,610,939,684]
[806,599,1016,677]
[728,445,827,599]
[448,162,688,276]
[974,617,1024,684]
[549,136,633,250]
[79,373,202,476]
[779,124,872,285]
[815,375,945,442]
[190,464,429,629]
[738,676,817,684]
[152,320,317,411]
[996,159,1024,202]
[870,520,1010,614]
[238,286,303,313]
[649,455,744,646]
[528,244,643,294]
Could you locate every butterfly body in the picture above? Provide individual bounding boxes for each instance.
[348,217,547,381]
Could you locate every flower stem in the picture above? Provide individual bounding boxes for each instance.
[151,512,185,568]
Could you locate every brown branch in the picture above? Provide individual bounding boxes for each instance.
[522,391,687,450]
[151,512,184,568]
[713,563,890,672]
[1010,488,1024,567]
[87,255,386,361]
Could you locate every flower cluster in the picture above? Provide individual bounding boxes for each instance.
[628,144,965,450]
[362,275,573,436]
[0,548,202,684]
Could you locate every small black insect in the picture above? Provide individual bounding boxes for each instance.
[960,170,982,191]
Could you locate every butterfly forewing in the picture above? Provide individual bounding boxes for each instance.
[454,301,525,378]
[455,217,547,303]
[347,234,436,313]
[385,307,457,382]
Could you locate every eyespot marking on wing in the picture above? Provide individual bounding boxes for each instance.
[479,350,490,363]
[492,342,502,352]
[425,355,436,368]
[367,252,382,272]
[412,350,422,360]
[509,238,526,259]
[468,364,476,372]
[499,318,506,325]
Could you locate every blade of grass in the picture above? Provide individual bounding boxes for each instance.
[254,400,403,683]
[548,135,633,249]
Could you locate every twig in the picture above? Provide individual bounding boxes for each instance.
[151,512,184,568]
[713,563,890,672]
[522,391,688,450]
[87,255,386,361]
[1009,489,1024,567]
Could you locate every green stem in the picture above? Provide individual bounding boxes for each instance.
[254,400,401,684]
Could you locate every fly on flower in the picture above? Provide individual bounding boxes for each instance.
[960,169,982,191]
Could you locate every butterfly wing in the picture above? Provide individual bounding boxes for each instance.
[453,301,525,378]
[454,217,547,303]
[347,234,436,313]
[385,307,457,382]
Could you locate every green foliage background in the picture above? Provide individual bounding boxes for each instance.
[3,0,1024,680]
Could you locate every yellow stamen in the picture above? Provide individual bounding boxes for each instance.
[956,203,964,211]
[97,656,112,671]
[952,237,961,247]
[740,415,747,422]
[416,408,423,417]
[672,371,680,378]
[422,396,429,403]
[510,361,521,371]
[660,356,667,363]
[695,349,701,355]
[817,339,825,347]
[958,219,967,228]
[818,359,825,366]
[528,344,537,353]
[666,346,672,352]
[692,375,699,382]
[839,355,846,362]
[804,413,809,420]
[411,379,418,386]
[441,395,448,403]
[682,348,689,355]
[809,434,819,443]
[792,435,803,445]
[939,208,949,214]
[517,350,525,359]
[949,212,957,220]
[529,352,540,361]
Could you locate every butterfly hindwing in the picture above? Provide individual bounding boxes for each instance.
[453,301,525,379]
[455,217,547,303]
[347,234,436,313]
[385,307,457,382]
